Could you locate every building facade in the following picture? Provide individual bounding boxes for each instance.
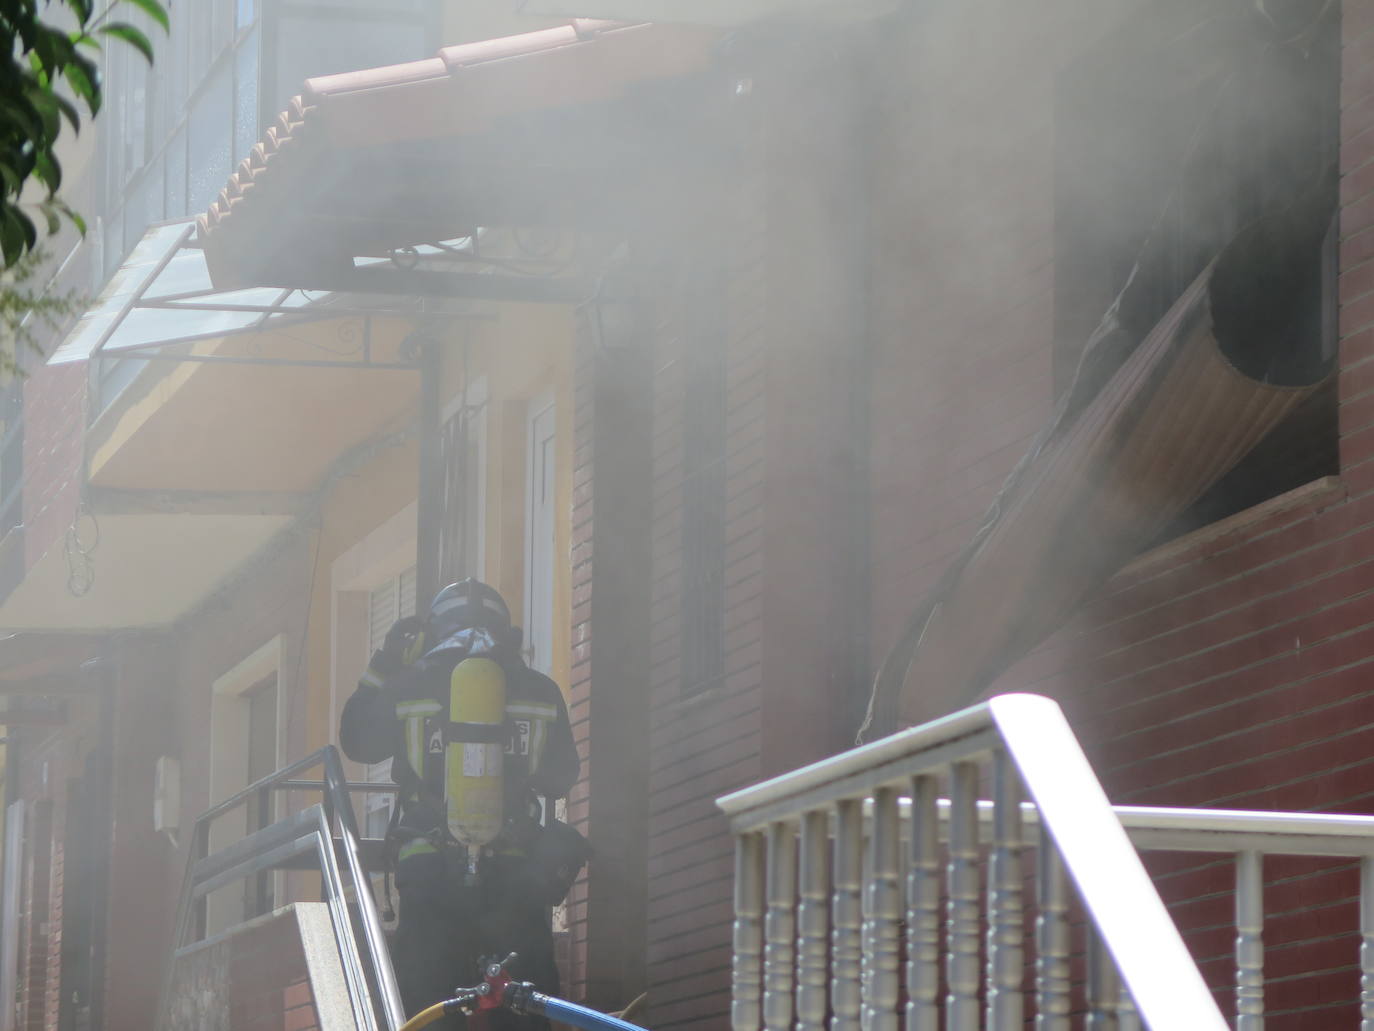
[3,0,1374,1028]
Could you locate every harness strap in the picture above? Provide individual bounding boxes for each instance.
[448,721,507,743]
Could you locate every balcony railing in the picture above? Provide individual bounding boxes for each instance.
[717,693,1374,1030]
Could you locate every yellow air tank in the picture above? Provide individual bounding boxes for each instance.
[446,656,506,851]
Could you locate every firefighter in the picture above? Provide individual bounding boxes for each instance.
[340,579,582,1029]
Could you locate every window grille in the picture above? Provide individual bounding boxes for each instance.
[364,568,416,838]
[439,400,486,585]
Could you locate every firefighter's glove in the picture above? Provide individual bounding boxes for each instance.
[373,616,426,677]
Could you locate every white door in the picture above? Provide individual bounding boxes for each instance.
[524,396,557,675]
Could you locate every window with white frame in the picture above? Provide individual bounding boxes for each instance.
[207,637,282,934]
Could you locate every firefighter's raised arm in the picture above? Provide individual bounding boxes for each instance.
[339,615,425,764]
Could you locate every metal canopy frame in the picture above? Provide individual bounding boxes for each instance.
[49,220,480,372]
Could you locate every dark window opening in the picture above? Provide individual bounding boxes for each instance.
[244,673,278,919]
[680,265,728,698]
[1054,0,1340,541]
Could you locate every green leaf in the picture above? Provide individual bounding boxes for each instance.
[99,22,154,64]
[70,32,102,53]
[0,166,20,197]
[0,99,44,149]
[25,88,60,143]
[54,94,81,133]
[120,0,170,34]
[34,151,61,194]
[17,210,35,252]
[27,52,48,89]
[41,205,60,237]
[0,207,32,267]
[63,58,98,115]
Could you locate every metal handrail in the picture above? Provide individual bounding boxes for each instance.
[718,693,1230,1030]
[913,797,1374,858]
[158,745,405,1031]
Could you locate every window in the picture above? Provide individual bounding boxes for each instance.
[187,61,233,215]
[363,568,416,838]
[680,265,728,696]
[208,638,282,932]
[243,674,278,918]
[1055,0,1339,537]
[268,3,435,118]
[234,30,260,165]
[439,381,487,585]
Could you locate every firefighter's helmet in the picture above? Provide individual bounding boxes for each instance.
[428,578,512,642]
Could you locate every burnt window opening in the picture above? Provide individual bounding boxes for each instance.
[1054,0,1340,541]
[680,265,728,698]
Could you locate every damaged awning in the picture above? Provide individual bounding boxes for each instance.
[881,182,1336,728]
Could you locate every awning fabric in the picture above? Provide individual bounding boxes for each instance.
[49,220,317,365]
[881,186,1335,728]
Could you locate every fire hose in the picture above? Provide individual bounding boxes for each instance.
[397,954,650,1031]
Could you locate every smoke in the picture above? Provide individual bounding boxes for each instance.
[861,0,1341,731]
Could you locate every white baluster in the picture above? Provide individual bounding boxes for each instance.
[1087,924,1119,1031]
[733,831,765,1031]
[796,810,829,1031]
[863,787,901,1031]
[946,761,981,1031]
[987,752,1025,1031]
[1116,986,1142,1031]
[1235,850,1264,1030]
[1361,856,1374,1031]
[1083,874,1142,1031]
[832,798,863,1031]
[764,822,797,1031]
[1035,826,1070,1031]
[907,775,940,1029]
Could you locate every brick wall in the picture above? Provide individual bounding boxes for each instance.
[9,670,102,1031]
[159,906,326,1031]
[642,161,767,1029]
[565,266,656,1009]
[639,40,868,1027]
